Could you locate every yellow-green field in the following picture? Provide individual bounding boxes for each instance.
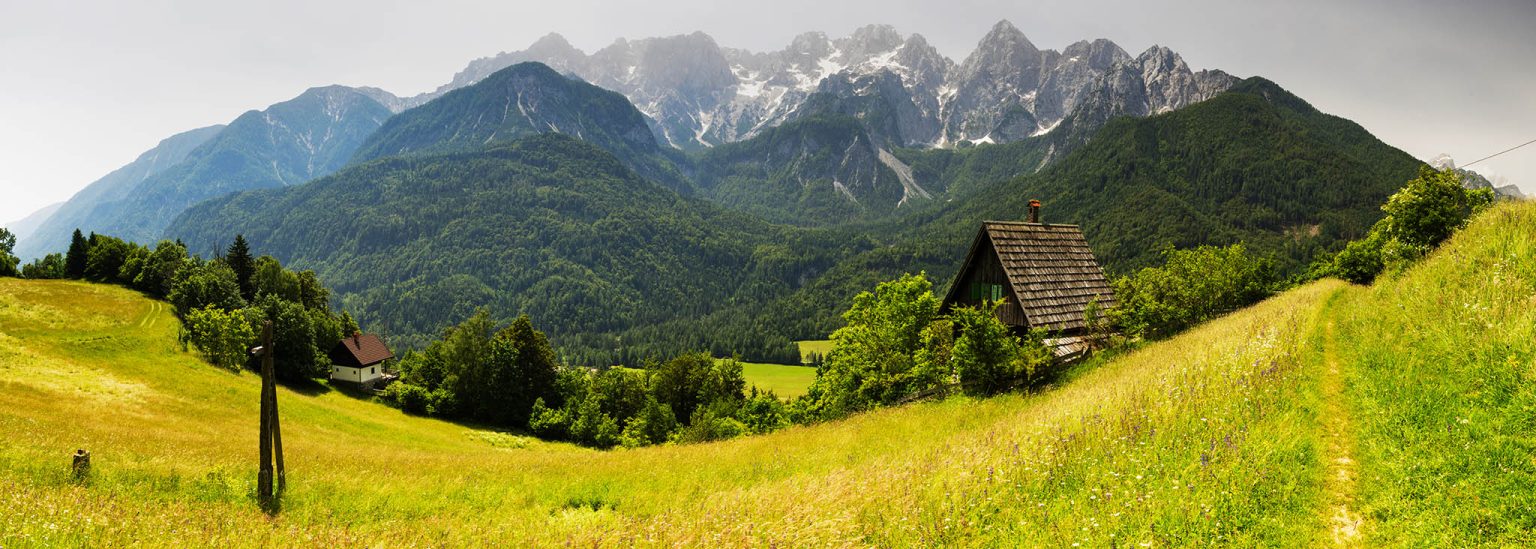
[796,339,832,363]
[2,201,1533,546]
[738,361,816,399]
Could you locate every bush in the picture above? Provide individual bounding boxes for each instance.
[737,390,790,435]
[618,396,678,448]
[806,273,946,417]
[181,306,257,371]
[1324,167,1495,286]
[1112,244,1276,340]
[529,398,570,439]
[384,383,433,415]
[1330,232,1386,285]
[675,403,747,443]
[21,253,67,279]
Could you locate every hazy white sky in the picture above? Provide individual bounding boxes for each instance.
[2,0,1532,226]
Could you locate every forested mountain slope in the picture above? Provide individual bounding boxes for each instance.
[351,62,689,192]
[757,78,1425,340]
[167,134,863,364]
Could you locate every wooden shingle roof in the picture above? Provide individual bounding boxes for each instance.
[330,334,394,369]
[949,221,1117,332]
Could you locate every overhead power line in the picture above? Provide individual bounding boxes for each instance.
[1462,137,1536,168]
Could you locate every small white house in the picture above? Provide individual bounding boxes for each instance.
[329,333,394,387]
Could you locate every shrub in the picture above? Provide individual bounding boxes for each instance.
[618,396,678,448]
[21,253,67,279]
[807,273,946,417]
[529,398,570,439]
[737,390,790,435]
[181,306,257,371]
[1112,244,1276,340]
[675,403,747,443]
[384,383,433,415]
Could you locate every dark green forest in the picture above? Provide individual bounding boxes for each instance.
[169,134,869,365]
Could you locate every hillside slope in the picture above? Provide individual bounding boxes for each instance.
[752,77,1425,342]
[11,199,1536,545]
[1326,201,1536,545]
[3,271,1347,545]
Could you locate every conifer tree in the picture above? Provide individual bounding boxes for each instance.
[226,234,256,302]
[65,229,89,279]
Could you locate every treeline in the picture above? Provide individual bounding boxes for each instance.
[383,272,1051,448]
[382,310,790,448]
[12,229,357,382]
[1312,166,1495,285]
[1106,166,1498,343]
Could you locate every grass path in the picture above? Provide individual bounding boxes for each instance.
[1320,317,1364,545]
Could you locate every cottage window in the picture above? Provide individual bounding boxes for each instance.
[971,282,1004,302]
[370,367,375,375]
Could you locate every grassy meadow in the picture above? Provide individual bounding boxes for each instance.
[737,361,816,399]
[2,201,1534,546]
[1327,202,1536,545]
[796,339,833,363]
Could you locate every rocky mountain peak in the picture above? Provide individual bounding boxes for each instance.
[527,33,581,59]
[1136,45,1189,76]
[787,31,834,60]
[1061,39,1130,71]
[415,22,1235,153]
[975,19,1039,58]
[1430,153,1456,170]
[633,32,735,96]
[843,24,904,60]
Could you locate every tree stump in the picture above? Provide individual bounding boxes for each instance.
[71,449,91,481]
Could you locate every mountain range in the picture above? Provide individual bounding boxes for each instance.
[165,72,1423,364]
[11,20,1450,365]
[1430,153,1524,199]
[419,21,1235,151]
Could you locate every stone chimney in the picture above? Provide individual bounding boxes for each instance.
[1028,199,1041,223]
[353,331,362,349]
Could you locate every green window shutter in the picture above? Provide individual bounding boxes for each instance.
[992,284,1004,301]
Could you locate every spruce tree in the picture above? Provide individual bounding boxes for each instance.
[226,234,255,302]
[65,229,89,279]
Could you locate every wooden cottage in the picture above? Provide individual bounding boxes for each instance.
[329,333,394,386]
[940,201,1117,358]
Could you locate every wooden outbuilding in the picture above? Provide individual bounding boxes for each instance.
[329,333,394,387]
[940,201,1117,358]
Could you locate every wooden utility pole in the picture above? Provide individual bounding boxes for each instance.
[253,320,285,507]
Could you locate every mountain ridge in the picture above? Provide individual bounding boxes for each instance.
[18,86,393,257]
[405,20,1237,151]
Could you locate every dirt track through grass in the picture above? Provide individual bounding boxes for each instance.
[1321,319,1363,545]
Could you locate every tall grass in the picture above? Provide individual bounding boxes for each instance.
[0,274,1349,546]
[1330,201,1536,546]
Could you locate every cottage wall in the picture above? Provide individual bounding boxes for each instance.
[952,238,1029,327]
[332,365,382,384]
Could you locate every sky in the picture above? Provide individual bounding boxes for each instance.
[2,0,1533,227]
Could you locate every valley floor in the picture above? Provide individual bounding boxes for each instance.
[3,201,1535,547]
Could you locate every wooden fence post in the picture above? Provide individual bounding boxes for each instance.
[70,448,91,482]
[256,320,274,506]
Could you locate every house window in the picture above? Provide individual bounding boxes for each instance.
[971,282,1004,302]
[370,367,375,375]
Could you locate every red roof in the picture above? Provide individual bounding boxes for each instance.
[329,334,394,368]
